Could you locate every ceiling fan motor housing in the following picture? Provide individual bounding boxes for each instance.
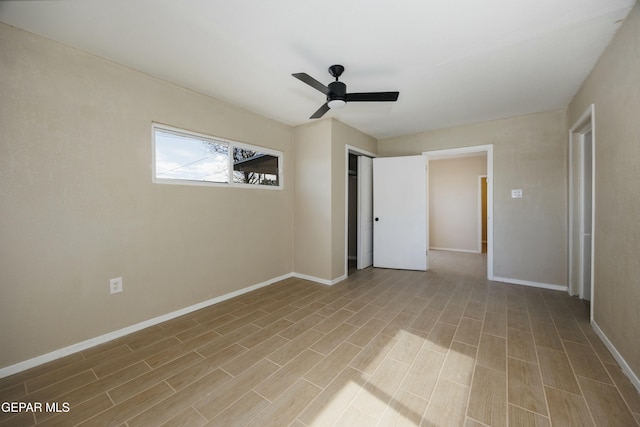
[328,81,346,102]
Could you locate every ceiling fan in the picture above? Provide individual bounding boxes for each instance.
[292,65,399,119]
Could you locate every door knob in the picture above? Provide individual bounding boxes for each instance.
[375,218,379,221]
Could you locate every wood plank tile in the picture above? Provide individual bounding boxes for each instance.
[195,324,260,358]
[410,308,441,334]
[440,341,477,387]
[305,342,362,388]
[160,407,207,427]
[508,358,547,415]
[351,358,410,419]
[423,379,469,426]
[483,312,507,338]
[507,327,537,363]
[477,333,506,372]
[346,318,388,347]
[381,312,417,337]
[439,303,466,326]
[144,330,219,369]
[25,345,131,392]
[578,376,638,427]
[167,344,245,391]
[4,252,637,427]
[311,323,358,355]
[278,312,326,340]
[399,349,445,399]
[507,308,531,332]
[508,404,550,427]
[464,301,486,321]
[109,353,202,404]
[467,365,507,427]
[345,304,383,327]
[254,349,323,402]
[298,367,366,427]
[531,320,563,350]
[563,341,612,384]
[349,333,399,375]
[267,329,324,366]
[536,346,581,394]
[221,334,289,376]
[128,369,231,426]
[36,393,113,427]
[388,330,425,364]
[314,309,356,333]
[555,317,589,345]
[237,318,293,348]
[206,391,269,427]
[378,389,428,427]
[423,321,457,354]
[603,363,640,414]
[454,318,483,346]
[79,382,174,426]
[193,360,279,420]
[545,386,595,427]
[334,406,378,427]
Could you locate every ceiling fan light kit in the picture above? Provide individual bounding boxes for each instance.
[292,65,399,119]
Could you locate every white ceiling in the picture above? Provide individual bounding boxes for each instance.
[0,0,635,139]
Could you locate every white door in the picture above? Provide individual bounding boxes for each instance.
[357,156,373,269]
[373,155,428,271]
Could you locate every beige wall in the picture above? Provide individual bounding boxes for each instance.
[429,156,487,252]
[0,24,294,368]
[568,4,640,378]
[293,120,332,280]
[293,119,377,281]
[379,109,568,286]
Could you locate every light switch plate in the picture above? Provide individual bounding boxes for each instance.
[511,189,523,198]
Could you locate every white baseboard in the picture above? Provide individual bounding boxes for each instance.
[0,270,348,379]
[491,276,568,292]
[430,247,481,254]
[292,272,347,286]
[0,272,296,379]
[592,320,640,394]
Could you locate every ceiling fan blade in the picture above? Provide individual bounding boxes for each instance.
[346,92,399,102]
[292,73,329,95]
[310,102,330,119]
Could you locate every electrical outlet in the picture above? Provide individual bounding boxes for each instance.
[110,277,123,294]
[511,189,523,198]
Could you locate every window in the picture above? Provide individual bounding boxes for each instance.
[153,124,282,189]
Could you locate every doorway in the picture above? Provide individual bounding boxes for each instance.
[423,145,494,280]
[345,146,376,275]
[480,175,488,254]
[569,105,595,317]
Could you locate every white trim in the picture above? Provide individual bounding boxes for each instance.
[0,272,304,379]
[568,104,596,321]
[423,145,494,280]
[430,246,481,254]
[478,175,487,254]
[292,272,347,286]
[492,276,567,292]
[592,321,640,394]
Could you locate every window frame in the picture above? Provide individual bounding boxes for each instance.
[152,123,283,190]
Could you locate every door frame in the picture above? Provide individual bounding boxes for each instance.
[344,145,377,275]
[478,175,488,254]
[568,104,596,321]
[423,145,494,280]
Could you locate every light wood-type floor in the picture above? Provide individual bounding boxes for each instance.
[1,251,639,426]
